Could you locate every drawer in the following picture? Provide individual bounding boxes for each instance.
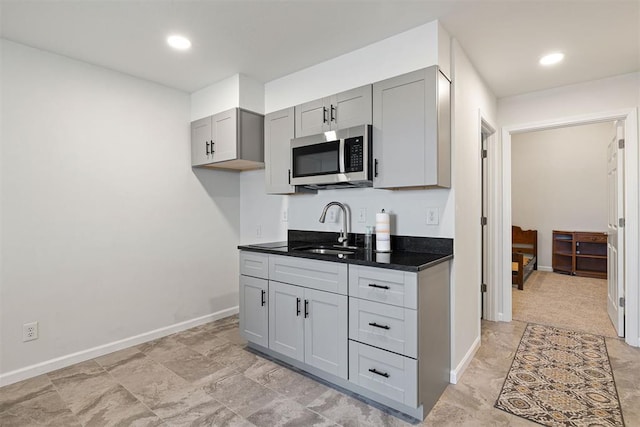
[348,265,417,309]
[349,298,417,358]
[349,341,417,407]
[239,251,269,279]
[269,255,348,295]
[575,232,607,244]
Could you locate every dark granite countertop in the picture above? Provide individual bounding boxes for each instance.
[238,230,453,272]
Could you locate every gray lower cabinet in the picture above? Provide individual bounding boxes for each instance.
[191,108,264,170]
[239,275,268,347]
[238,250,450,420]
[264,107,296,194]
[372,66,451,188]
[268,281,348,378]
[295,85,372,137]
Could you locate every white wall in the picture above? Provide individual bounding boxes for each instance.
[242,20,453,247]
[240,23,498,379]
[190,74,240,121]
[511,123,611,269]
[498,72,639,344]
[0,40,241,378]
[499,73,639,124]
[264,21,443,113]
[450,40,497,375]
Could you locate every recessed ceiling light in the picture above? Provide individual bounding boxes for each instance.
[539,52,564,66]
[167,35,191,50]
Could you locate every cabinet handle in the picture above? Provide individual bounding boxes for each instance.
[330,105,336,122]
[368,322,390,330]
[374,159,379,177]
[296,298,301,316]
[368,368,390,378]
[304,299,309,318]
[288,169,291,185]
[368,283,390,290]
[206,141,210,155]
[261,290,266,306]
[211,141,215,153]
[323,107,328,124]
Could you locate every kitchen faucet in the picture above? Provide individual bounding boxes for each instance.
[319,201,353,248]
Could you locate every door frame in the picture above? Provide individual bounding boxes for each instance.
[492,108,638,347]
[481,116,498,321]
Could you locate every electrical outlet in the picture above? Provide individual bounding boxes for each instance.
[426,208,439,225]
[23,321,38,342]
[256,225,262,238]
[282,209,288,222]
[328,210,336,222]
[358,208,367,223]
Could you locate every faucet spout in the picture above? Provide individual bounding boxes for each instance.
[319,201,351,247]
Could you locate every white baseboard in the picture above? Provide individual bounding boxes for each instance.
[538,266,552,272]
[449,334,481,384]
[0,306,239,387]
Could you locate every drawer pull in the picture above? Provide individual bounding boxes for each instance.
[369,368,390,378]
[368,283,390,290]
[368,322,390,330]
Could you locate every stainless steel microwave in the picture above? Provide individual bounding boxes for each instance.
[290,125,372,189]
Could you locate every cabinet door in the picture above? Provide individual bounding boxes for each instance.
[269,281,304,362]
[211,108,238,163]
[295,97,330,137]
[265,107,295,194]
[239,275,268,347]
[373,67,441,188]
[304,288,348,379]
[191,116,213,166]
[332,85,372,130]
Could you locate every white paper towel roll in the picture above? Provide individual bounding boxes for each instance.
[375,210,391,252]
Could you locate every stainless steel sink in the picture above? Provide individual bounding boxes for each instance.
[292,246,356,256]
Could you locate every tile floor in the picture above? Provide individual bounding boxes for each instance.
[1,315,639,426]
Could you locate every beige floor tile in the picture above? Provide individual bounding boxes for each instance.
[1,313,636,427]
[247,398,338,427]
[307,388,411,427]
[0,374,54,413]
[201,372,283,418]
[0,390,82,427]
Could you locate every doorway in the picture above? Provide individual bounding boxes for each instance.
[509,121,619,337]
[491,108,638,348]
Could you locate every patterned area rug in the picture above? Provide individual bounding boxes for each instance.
[495,323,624,427]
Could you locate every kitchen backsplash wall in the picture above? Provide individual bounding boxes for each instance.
[239,169,452,245]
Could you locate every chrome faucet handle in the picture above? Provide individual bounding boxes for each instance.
[338,236,347,243]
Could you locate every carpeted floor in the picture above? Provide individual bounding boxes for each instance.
[512,271,618,338]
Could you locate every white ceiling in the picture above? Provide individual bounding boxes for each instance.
[1,1,638,98]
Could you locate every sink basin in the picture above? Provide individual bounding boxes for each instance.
[292,245,356,256]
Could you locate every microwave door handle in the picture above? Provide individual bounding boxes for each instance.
[339,139,346,173]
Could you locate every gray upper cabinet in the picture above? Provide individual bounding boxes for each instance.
[190,108,264,170]
[295,85,372,137]
[191,116,213,167]
[372,66,451,189]
[264,107,295,194]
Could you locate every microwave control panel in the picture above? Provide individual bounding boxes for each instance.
[344,136,364,172]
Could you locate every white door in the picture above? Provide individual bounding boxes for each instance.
[607,121,625,337]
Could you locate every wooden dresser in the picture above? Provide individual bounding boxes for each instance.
[552,230,607,279]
